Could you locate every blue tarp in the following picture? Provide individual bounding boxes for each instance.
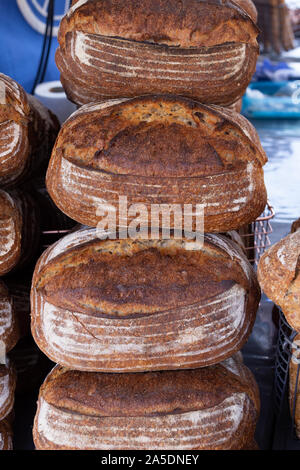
[0,0,70,92]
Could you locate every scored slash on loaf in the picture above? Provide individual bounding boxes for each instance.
[33,354,260,450]
[56,0,259,106]
[46,95,268,232]
[30,227,260,372]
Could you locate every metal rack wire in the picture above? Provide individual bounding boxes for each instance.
[239,202,275,266]
[274,308,300,440]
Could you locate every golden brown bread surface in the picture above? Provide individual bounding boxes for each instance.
[46,95,267,233]
[257,228,300,332]
[57,0,259,106]
[31,227,260,372]
[0,189,40,276]
[0,73,59,188]
[0,360,16,422]
[0,417,13,450]
[0,280,20,357]
[33,356,260,450]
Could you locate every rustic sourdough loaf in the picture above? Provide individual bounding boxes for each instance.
[257,224,300,332]
[0,360,16,422]
[0,417,13,450]
[0,280,19,359]
[46,95,268,233]
[31,227,260,372]
[0,189,40,276]
[0,73,59,188]
[56,0,259,106]
[33,355,260,450]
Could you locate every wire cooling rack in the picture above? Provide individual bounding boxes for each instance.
[40,204,275,264]
[274,307,300,440]
[238,202,275,266]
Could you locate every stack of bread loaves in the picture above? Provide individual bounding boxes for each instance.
[32,0,267,450]
[0,73,60,448]
[258,218,300,438]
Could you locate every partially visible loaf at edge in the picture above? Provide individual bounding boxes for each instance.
[33,355,260,450]
[57,0,259,107]
[0,360,16,422]
[257,226,300,331]
[0,280,19,358]
[0,417,13,450]
[0,73,59,188]
[31,227,260,372]
[0,189,40,276]
[46,95,267,233]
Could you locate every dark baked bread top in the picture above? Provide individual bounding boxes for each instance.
[33,232,258,317]
[40,357,260,417]
[54,95,267,178]
[63,0,258,48]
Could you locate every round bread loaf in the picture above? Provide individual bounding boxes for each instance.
[0,189,40,276]
[0,359,16,422]
[0,417,13,451]
[33,355,260,450]
[0,73,59,188]
[31,227,261,372]
[46,95,268,233]
[57,0,259,106]
[257,226,300,332]
[0,280,19,358]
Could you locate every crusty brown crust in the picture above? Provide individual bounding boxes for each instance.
[0,360,16,422]
[0,189,40,276]
[57,0,259,106]
[0,73,60,188]
[33,356,260,450]
[0,280,20,356]
[31,227,260,372]
[46,95,267,233]
[0,190,22,276]
[257,230,300,332]
[0,418,13,450]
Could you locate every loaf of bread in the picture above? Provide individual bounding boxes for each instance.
[0,189,40,276]
[4,277,30,339]
[33,354,260,450]
[0,280,19,359]
[289,334,300,439]
[257,227,300,332]
[46,95,267,233]
[0,360,16,422]
[56,0,259,107]
[0,417,13,450]
[31,227,260,372]
[0,73,59,188]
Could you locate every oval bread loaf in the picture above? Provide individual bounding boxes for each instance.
[0,280,19,358]
[0,189,40,276]
[31,227,261,372]
[257,226,300,332]
[57,0,259,106]
[0,360,16,422]
[46,95,268,233]
[0,73,59,188]
[0,417,13,450]
[33,355,260,450]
